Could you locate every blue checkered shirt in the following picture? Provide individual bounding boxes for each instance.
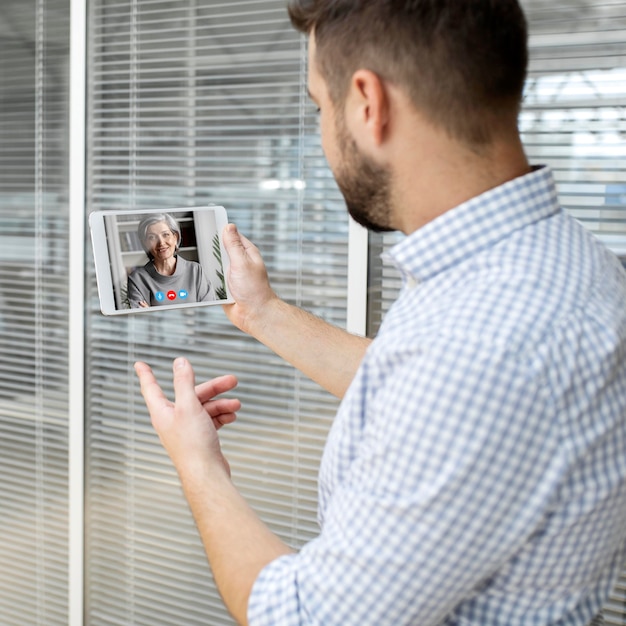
[248,167,626,625]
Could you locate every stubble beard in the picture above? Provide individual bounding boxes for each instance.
[334,114,396,234]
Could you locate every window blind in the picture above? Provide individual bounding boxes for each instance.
[85,1,345,624]
[367,1,626,622]
[0,0,70,624]
[521,0,626,265]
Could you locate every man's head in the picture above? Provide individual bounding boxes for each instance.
[289,0,528,148]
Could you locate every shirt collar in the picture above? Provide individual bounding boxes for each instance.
[385,165,561,284]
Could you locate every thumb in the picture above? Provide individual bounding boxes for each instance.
[223,223,261,266]
[172,357,201,409]
[222,223,244,258]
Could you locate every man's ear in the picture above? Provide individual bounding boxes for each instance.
[345,69,390,147]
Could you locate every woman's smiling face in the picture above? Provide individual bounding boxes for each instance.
[145,221,178,261]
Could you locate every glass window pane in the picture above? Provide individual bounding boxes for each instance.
[85,2,344,624]
[0,0,70,623]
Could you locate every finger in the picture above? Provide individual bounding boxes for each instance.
[172,357,203,410]
[223,223,261,262]
[134,361,170,410]
[213,412,238,430]
[233,229,256,252]
[222,223,245,257]
[195,374,239,404]
[202,397,241,417]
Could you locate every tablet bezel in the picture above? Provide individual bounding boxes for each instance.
[89,205,234,316]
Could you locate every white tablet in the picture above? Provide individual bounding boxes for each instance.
[89,205,234,316]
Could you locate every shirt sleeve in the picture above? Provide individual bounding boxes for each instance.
[127,271,149,308]
[248,333,563,626]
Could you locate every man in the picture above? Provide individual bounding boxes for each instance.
[134,1,626,624]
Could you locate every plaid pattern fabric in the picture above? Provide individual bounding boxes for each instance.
[248,167,626,625]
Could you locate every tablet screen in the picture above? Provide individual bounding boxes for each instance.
[89,206,233,315]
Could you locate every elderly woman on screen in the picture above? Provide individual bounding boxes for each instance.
[127,213,216,308]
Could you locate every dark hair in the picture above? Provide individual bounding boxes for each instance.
[288,0,528,146]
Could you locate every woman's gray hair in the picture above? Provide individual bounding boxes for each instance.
[137,213,182,259]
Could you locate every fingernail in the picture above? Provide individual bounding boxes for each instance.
[174,357,186,370]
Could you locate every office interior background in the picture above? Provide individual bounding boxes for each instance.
[0,0,625,624]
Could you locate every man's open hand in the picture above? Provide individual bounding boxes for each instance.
[135,358,241,477]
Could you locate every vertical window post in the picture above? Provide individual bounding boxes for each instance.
[69,0,86,623]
